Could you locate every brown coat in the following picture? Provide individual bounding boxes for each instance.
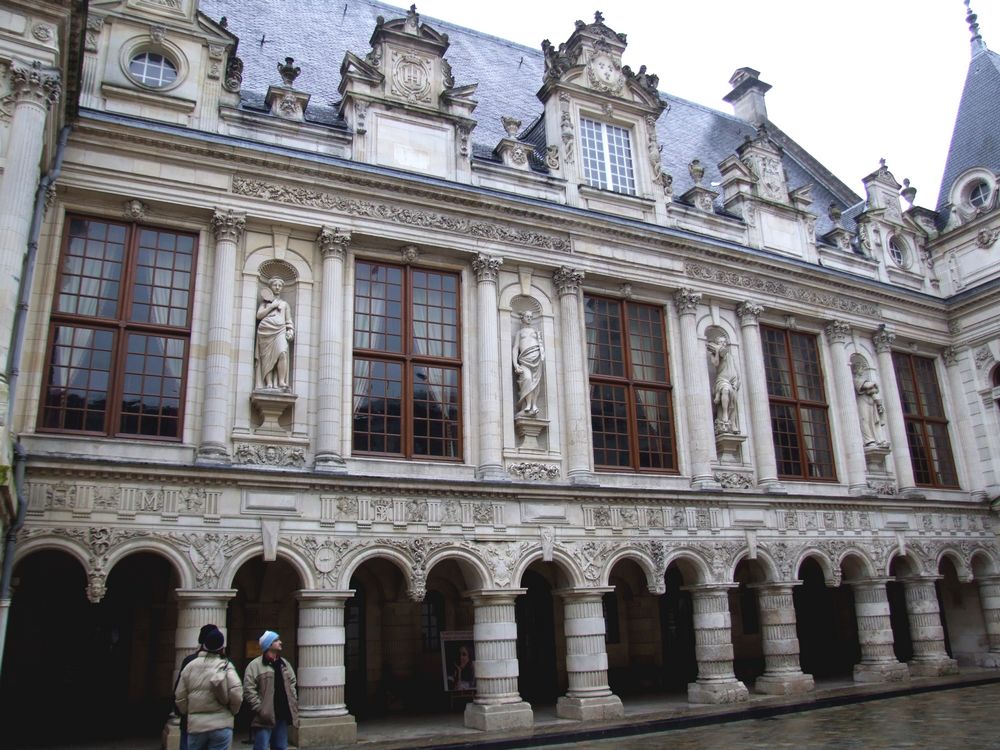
[243,655,299,728]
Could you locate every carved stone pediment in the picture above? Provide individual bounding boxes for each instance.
[737,126,788,204]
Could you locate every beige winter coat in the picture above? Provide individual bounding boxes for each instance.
[243,655,299,728]
[175,653,243,734]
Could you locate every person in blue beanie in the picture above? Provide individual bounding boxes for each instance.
[243,630,298,750]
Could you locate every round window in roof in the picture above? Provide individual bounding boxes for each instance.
[969,179,991,209]
[128,52,178,88]
[888,236,909,268]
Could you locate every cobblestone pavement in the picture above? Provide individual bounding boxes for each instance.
[541,684,1000,750]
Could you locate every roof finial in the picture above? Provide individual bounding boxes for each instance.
[966,0,987,56]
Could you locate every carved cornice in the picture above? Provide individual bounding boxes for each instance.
[9,61,61,109]
[472,253,503,283]
[736,301,764,325]
[673,287,702,315]
[553,266,584,296]
[685,261,881,319]
[210,208,246,243]
[824,320,851,344]
[232,175,571,253]
[872,327,896,354]
[318,226,351,258]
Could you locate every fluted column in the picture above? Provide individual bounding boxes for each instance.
[464,589,533,731]
[684,584,749,704]
[556,588,623,720]
[873,327,920,497]
[164,589,236,749]
[851,578,910,682]
[473,254,507,481]
[899,576,958,677]
[0,62,61,371]
[750,582,814,695]
[197,209,246,461]
[293,591,357,747]
[314,227,350,472]
[555,267,596,485]
[975,575,1000,667]
[737,302,785,492]
[674,289,719,489]
[942,347,986,499]
[824,321,870,495]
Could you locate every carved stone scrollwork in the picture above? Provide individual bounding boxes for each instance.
[714,472,754,489]
[672,287,702,315]
[318,226,351,258]
[974,346,995,370]
[824,320,851,344]
[545,145,560,170]
[210,208,246,243]
[736,301,764,325]
[507,462,559,481]
[10,61,61,109]
[223,55,244,93]
[472,253,503,283]
[85,16,105,53]
[233,443,305,467]
[872,327,896,354]
[976,227,999,249]
[553,266,584,296]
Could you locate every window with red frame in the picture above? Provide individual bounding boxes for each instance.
[40,216,196,439]
[760,326,836,480]
[585,295,676,472]
[351,260,461,459]
[892,352,959,488]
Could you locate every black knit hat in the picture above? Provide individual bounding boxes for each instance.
[202,626,225,653]
[197,623,218,646]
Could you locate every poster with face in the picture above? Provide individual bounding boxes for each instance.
[440,631,475,691]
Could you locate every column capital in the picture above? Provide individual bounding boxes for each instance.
[672,287,702,315]
[682,582,738,595]
[897,574,943,585]
[210,208,246,243]
[472,253,503,283]
[9,61,61,109]
[748,580,802,593]
[318,226,351,258]
[976,575,1000,586]
[824,319,851,344]
[464,587,526,605]
[553,266,584,296]
[555,586,614,600]
[941,346,961,367]
[174,588,239,602]
[873,325,896,353]
[851,576,892,589]
[296,589,355,603]
[736,300,764,325]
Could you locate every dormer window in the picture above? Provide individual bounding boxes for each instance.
[887,235,911,269]
[969,179,991,209]
[128,51,178,89]
[580,118,636,195]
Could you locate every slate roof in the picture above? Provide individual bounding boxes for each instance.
[200,0,859,236]
[936,45,1000,211]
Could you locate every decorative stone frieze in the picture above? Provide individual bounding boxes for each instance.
[507,462,560,481]
[231,176,570,252]
[713,472,754,489]
[233,442,306,467]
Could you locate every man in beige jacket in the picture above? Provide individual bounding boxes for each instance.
[175,626,243,750]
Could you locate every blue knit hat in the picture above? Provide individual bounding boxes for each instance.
[259,630,280,651]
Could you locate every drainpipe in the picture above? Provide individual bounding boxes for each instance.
[0,124,72,672]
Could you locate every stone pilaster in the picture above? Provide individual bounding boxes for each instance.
[464,589,533,731]
[750,582,814,695]
[555,588,623,720]
[873,328,921,497]
[941,347,986,499]
[164,589,237,750]
[555,267,596,485]
[684,584,749,704]
[314,227,350,472]
[851,578,910,682]
[737,302,785,492]
[899,576,958,677]
[674,289,719,489]
[975,575,1000,668]
[0,62,61,375]
[824,320,870,495]
[197,209,246,462]
[473,254,508,481]
[292,591,357,747]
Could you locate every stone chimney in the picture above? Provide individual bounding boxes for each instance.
[723,67,771,125]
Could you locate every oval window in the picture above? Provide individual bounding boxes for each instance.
[128,51,178,88]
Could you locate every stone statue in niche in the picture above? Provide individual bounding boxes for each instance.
[256,277,295,390]
[512,311,544,416]
[707,336,740,434]
[852,357,889,447]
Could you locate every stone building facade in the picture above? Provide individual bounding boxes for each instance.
[1,0,1000,747]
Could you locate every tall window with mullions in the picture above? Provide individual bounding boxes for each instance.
[352,259,462,459]
[760,326,836,480]
[584,295,676,472]
[40,216,196,440]
[892,352,959,488]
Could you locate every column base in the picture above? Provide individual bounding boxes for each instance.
[908,657,959,677]
[195,445,230,465]
[847,483,876,497]
[853,661,910,683]
[161,716,180,750]
[476,465,511,482]
[556,693,624,721]
[976,652,1000,668]
[464,700,534,731]
[687,678,749,704]
[754,671,815,696]
[899,488,927,501]
[690,477,722,491]
[314,453,348,473]
[569,471,599,486]
[757,480,787,494]
[291,713,357,747]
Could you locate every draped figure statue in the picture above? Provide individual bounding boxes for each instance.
[852,358,888,447]
[512,311,544,416]
[707,336,740,434]
[255,277,295,390]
